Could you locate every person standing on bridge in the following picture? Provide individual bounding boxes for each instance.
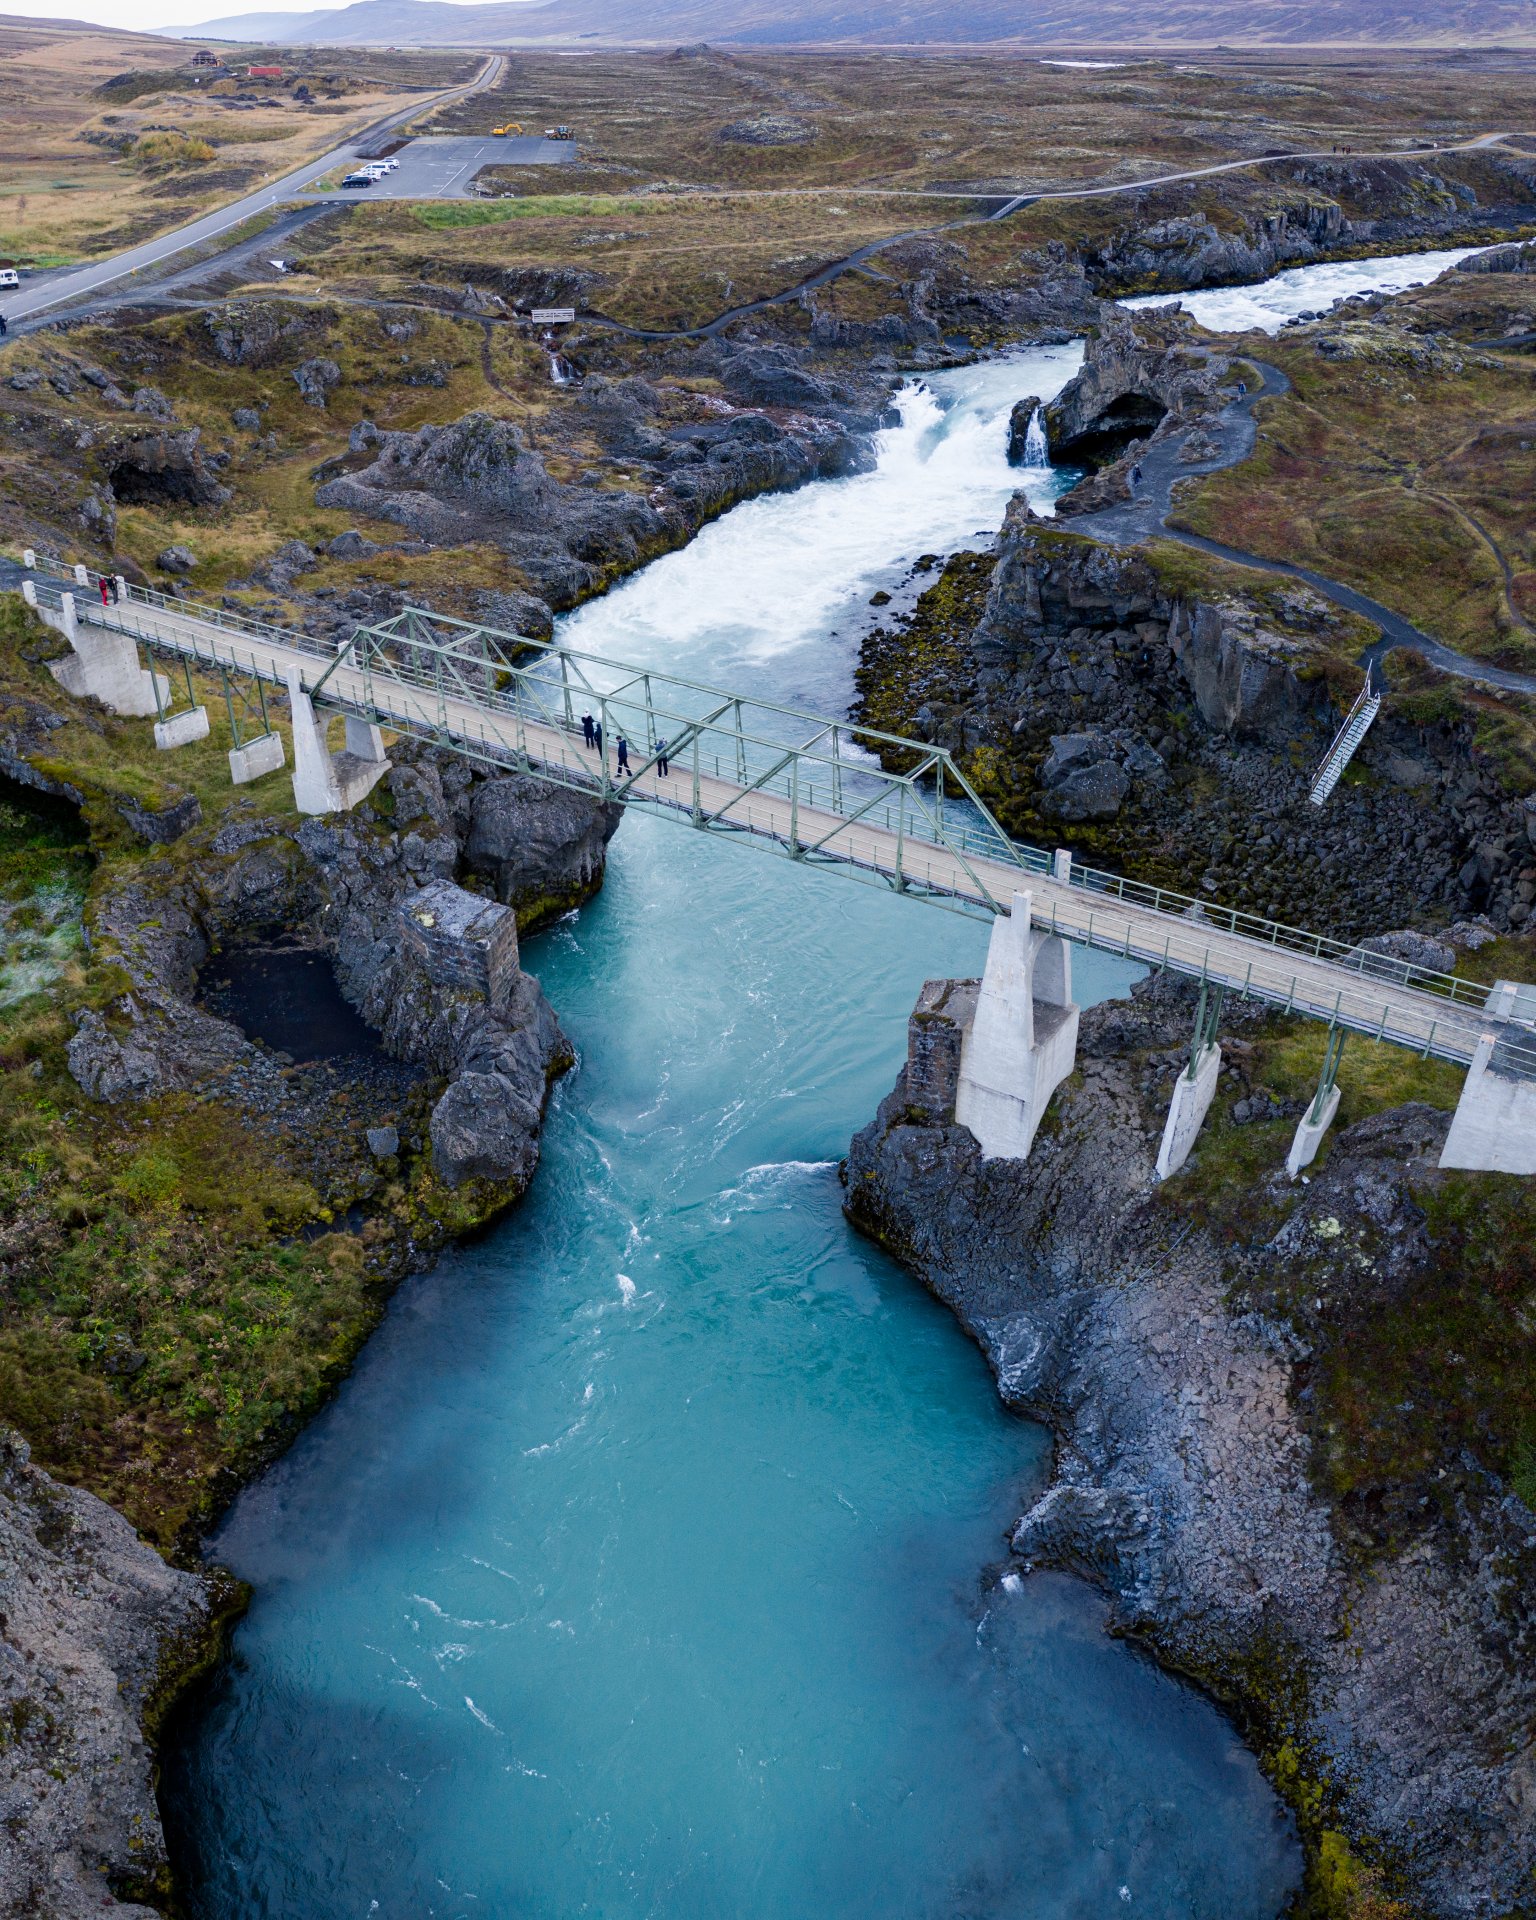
[99,577,110,610]
[581,712,595,748]
[616,735,631,776]
[655,738,669,777]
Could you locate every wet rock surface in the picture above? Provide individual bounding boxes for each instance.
[845,972,1536,1916]
[0,1430,218,1920]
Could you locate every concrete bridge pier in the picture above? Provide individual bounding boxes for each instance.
[1440,996,1536,1173]
[1286,1027,1345,1179]
[285,667,389,814]
[953,889,1080,1160]
[1155,982,1225,1181]
[43,594,166,718]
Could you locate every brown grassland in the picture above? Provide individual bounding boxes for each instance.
[0,17,474,265]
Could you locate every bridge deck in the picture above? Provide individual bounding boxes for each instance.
[56,587,1529,1075]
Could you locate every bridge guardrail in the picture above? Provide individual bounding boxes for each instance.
[13,553,1528,1057]
[1066,859,1503,1019]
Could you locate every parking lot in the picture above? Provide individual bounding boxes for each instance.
[323,135,577,200]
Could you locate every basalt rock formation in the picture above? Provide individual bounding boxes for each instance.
[63,741,612,1196]
[1457,237,1536,275]
[317,364,883,610]
[856,508,1536,937]
[1043,306,1223,473]
[0,1430,226,1920]
[845,971,1536,1916]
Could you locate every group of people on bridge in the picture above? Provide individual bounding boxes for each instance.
[579,713,670,779]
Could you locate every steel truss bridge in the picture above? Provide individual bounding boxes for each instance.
[22,558,1536,1080]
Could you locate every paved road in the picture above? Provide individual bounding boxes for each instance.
[0,53,505,328]
[26,568,1525,1074]
[304,133,574,200]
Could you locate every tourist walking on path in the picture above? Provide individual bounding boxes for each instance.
[655,738,669,776]
[616,735,631,775]
[581,712,595,747]
[1130,462,1143,489]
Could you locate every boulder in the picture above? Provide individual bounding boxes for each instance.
[293,357,342,409]
[1005,394,1044,466]
[718,114,817,145]
[1356,928,1457,977]
[1043,757,1131,822]
[130,386,174,420]
[156,543,197,573]
[327,529,379,560]
[430,1069,541,1187]
[67,1008,165,1102]
[465,772,622,928]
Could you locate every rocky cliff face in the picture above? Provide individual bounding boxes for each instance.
[316,355,890,611]
[0,1432,225,1920]
[1081,154,1536,297]
[1043,306,1224,470]
[857,509,1536,937]
[845,972,1536,1917]
[65,742,616,1197]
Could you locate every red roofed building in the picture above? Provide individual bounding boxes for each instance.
[246,65,284,79]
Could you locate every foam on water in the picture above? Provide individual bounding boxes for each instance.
[1123,244,1496,334]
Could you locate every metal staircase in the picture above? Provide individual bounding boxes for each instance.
[1309,668,1382,806]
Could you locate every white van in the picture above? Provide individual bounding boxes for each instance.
[0,268,19,290]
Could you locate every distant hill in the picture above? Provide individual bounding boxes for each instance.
[172,0,1536,46]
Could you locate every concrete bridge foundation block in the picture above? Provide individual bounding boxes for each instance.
[229,732,286,785]
[954,889,1080,1160]
[47,600,164,718]
[287,668,343,813]
[285,669,389,814]
[1155,1042,1222,1181]
[1440,1033,1536,1173]
[1286,1084,1341,1180]
[154,706,210,751]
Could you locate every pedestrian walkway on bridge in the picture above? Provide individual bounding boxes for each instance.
[16,551,1536,1183]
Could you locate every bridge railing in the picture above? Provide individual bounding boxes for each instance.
[11,559,1522,1034]
[1066,859,1503,1017]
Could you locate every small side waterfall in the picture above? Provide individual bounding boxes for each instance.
[1022,404,1049,468]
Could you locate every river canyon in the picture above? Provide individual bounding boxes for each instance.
[157,242,1491,1918]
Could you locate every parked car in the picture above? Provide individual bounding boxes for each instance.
[341,172,376,188]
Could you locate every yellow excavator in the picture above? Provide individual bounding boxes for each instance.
[491,121,524,136]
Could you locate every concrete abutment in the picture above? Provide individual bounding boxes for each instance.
[953,890,1081,1161]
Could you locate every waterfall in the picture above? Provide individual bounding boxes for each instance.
[1022,404,1049,468]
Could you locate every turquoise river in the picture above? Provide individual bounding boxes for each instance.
[165,248,1473,1918]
